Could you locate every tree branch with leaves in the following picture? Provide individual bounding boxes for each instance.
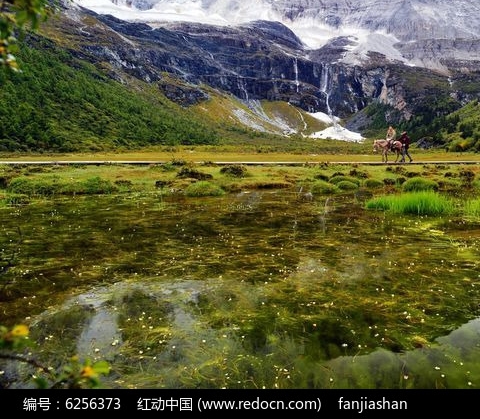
[0,0,54,70]
[0,324,111,388]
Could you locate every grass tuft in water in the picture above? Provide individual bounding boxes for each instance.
[310,179,340,195]
[6,175,118,196]
[336,180,359,191]
[464,197,480,218]
[184,181,225,197]
[365,191,455,216]
[402,177,439,192]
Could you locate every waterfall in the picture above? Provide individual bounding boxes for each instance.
[293,57,299,93]
[320,64,328,93]
[320,64,339,130]
[238,77,249,101]
[320,65,332,117]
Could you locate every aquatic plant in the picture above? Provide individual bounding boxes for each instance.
[464,197,480,217]
[365,191,455,215]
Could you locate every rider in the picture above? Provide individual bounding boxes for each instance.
[398,131,413,163]
[386,126,396,150]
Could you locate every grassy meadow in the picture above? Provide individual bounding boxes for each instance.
[1,141,480,163]
[1,143,480,217]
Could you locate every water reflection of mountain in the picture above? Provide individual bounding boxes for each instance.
[325,317,480,389]
[2,191,480,389]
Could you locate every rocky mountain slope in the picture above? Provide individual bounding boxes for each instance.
[19,1,480,143]
[76,0,480,71]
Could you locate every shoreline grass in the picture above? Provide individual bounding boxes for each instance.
[0,145,479,164]
[365,191,456,216]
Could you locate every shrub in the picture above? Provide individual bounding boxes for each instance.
[0,177,9,189]
[177,167,213,180]
[330,175,361,186]
[402,177,438,192]
[4,193,30,206]
[459,169,475,184]
[473,179,480,191]
[313,173,330,182]
[364,179,384,189]
[6,176,118,197]
[82,177,118,194]
[349,169,369,179]
[184,181,225,197]
[436,178,462,193]
[7,177,59,196]
[447,137,476,152]
[337,180,359,190]
[7,178,35,195]
[220,164,248,178]
[157,162,177,172]
[114,179,133,190]
[310,179,340,195]
[0,324,110,389]
[383,178,396,186]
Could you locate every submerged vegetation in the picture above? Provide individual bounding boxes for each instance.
[1,159,479,214]
[1,158,480,389]
[2,0,480,391]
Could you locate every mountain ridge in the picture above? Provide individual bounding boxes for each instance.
[74,0,480,71]
[2,0,480,151]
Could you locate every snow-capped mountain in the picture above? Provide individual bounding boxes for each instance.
[55,0,480,140]
[74,0,480,69]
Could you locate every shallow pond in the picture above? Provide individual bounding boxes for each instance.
[1,189,480,389]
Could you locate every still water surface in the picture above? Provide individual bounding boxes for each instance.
[1,190,480,388]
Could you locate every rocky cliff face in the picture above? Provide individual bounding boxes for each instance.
[105,0,480,66]
[58,1,480,133]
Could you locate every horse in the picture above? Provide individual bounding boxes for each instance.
[373,139,403,163]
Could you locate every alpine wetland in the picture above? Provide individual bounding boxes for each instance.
[2,0,480,392]
[1,152,480,389]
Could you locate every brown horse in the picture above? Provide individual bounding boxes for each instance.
[373,139,403,163]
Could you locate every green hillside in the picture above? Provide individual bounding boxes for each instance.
[0,37,219,152]
[2,31,480,154]
[438,100,480,152]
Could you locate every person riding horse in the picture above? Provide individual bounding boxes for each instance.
[386,126,397,150]
[373,139,403,163]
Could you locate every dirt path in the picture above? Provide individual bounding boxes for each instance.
[0,160,479,166]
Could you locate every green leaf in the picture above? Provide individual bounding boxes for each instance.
[92,360,111,375]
